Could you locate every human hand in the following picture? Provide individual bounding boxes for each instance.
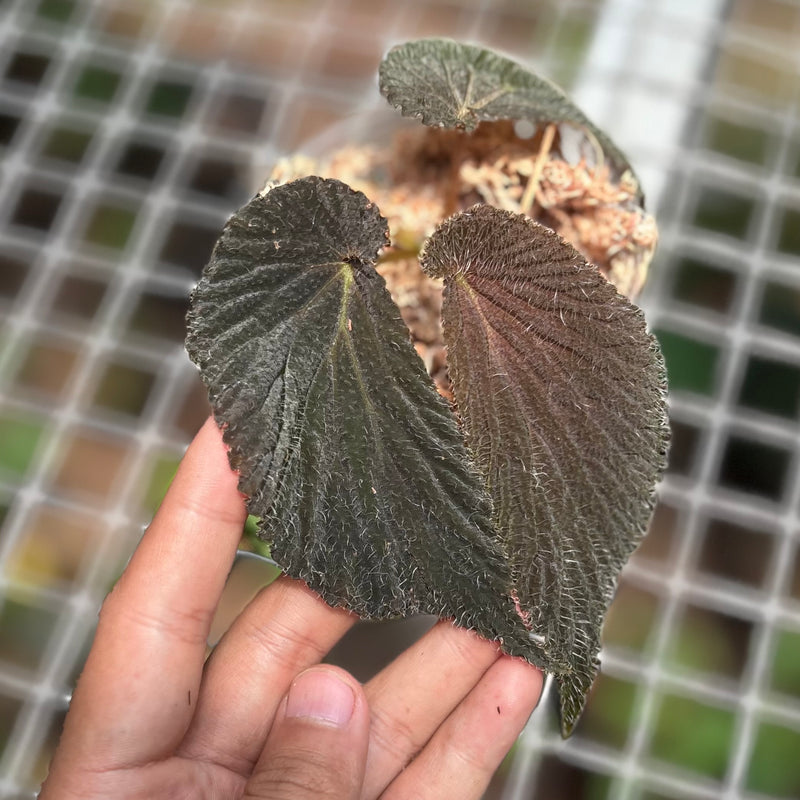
[40,418,542,800]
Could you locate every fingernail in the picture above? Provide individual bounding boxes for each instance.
[285,669,356,728]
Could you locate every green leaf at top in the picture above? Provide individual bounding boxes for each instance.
[379,38,636,183]
[186,177,536,656]
[421,205,669,736]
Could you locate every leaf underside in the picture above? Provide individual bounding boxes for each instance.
[379,38,637,188]
[421,205,669,735]
[186,177,537,657]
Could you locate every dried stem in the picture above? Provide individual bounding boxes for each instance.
[520,123,556,215]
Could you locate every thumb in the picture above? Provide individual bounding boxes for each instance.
[243,666,370,800]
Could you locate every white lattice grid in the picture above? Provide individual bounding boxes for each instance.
[503,1,800,798]
[0,0,797,798]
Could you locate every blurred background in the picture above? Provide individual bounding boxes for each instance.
[0,0,799,797]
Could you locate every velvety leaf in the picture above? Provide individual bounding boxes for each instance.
[186,177,536,655]
[379,38,637,188]
[421,205,669,735]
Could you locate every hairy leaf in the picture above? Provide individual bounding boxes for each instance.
[421,205,669,735]
[379,37,637,187]
[186,177,536,655]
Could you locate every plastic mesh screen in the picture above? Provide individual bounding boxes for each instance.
[0,0,798,798]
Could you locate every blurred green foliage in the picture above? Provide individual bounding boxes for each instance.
[739,356,800,419]
[747,721,800,797]
[37,0,75,23]
[777,207,800,257]
[591,615,800,793]
[759,281,800,337]
[0,595,58,671]
[638,793,673,800]
[692,186,754,239]
[146,81,193,118]
[73,64,121,103]
[602,586,659,653]
[41,125,93,164]
[577,674,637,750]
[667,607,743,680]
[672,257,736,314]
[703,115,770,165]
[0,414,43,476]
[83,204,137,250]
[654,329,718,395]
[771,628,800,698]
[93,363,154,416]
[0,693,23,756]
[650,693,734,779]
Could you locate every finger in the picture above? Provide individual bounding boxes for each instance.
[361,620,502,799]
[243,666,369,800]
[381,655,543,800]
[58,417,247,768]
[178,576,357,775]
